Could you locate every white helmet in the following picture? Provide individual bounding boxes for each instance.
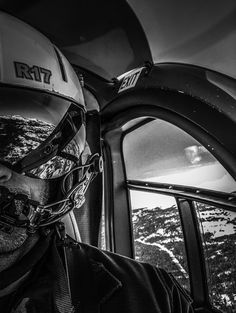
[0,12,101,234]
[0,11,85,108]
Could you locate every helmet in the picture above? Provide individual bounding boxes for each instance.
[0,12,101,233]
[0,12,84,106]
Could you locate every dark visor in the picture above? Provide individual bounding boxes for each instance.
[12,106,85,173]
[0,86,85,178]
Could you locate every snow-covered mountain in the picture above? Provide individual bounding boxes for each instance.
[132,202,236,311]
[0,115,54,164]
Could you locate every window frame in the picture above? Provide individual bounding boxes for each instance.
[121,110,236,310]
[103,104,235,310]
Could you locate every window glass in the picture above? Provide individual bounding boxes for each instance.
[130,190,190,291]
[123,119,236,193]
[195,202,236,312]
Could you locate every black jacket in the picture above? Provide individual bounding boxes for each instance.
[8,236,194,313]
[67,241,194,313]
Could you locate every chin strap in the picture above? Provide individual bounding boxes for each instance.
[51,222,76,313]
[55,221,82,313]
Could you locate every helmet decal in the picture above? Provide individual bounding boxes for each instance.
[0,12,85,108]
[14,62,52,84]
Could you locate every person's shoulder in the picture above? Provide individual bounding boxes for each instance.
[67,240,194,311]
[78,241,147,267]
[77,241,168,284]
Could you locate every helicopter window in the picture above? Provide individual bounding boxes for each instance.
[123,117,236,309]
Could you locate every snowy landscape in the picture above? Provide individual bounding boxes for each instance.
[131,195,236,312]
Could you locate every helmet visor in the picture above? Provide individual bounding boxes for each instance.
[0,86,86,179]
